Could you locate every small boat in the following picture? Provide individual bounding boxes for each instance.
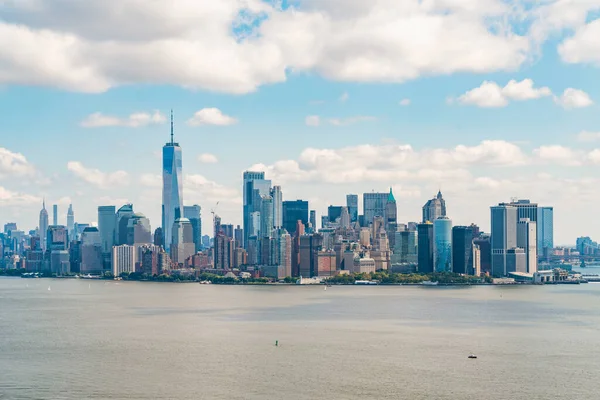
[324,286,327,291]
[47,286,51,291]
[422,281,439,286]
[468,354,477,359]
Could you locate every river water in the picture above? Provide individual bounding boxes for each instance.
[1,277,600,399]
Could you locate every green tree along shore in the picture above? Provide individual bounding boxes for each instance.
[327,271,491,285]
[6,268,490,285]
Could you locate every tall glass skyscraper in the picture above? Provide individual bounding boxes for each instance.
[243,171,271,247]
[434,217,452,272]
[346,194,358,223]
[162,111,183,252]
[39,199,49,252]
[538,207,554,255]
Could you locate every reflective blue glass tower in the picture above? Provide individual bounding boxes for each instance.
[162,111,183,251]
[434,217,452,272]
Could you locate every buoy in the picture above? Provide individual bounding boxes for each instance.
[275,340,278,347]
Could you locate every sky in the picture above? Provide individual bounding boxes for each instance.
[1,0,600,245]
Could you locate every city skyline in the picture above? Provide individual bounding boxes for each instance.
[2,2,600,244]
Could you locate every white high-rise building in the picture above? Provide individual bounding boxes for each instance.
[491,204,518,277]
[112,245,136,276]
[67,204,74,241]
[517,218,537,273]
[170,218,195,265]
[38,199,49,252]
[162,110,183,252]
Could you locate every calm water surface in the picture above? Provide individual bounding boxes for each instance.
[1,277,600,399]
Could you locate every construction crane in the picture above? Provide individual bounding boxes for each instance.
[211,202,220,237]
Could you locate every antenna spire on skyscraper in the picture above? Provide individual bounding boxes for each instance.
[170,109,174,145]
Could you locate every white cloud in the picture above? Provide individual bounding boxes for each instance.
[399,99,411,106]
[558,18,600,66]
[533,145,582,166]
[328,116,377,126]
[456,79,552,108]
[0,0,532,93]
[0,186,39,206]
[576,131,600,142]
[67,161,129,189]
[305,115,321,127]
[186,108,238,127]
[80,110,166,128]
[339,92,349,102]
[184,174,241,205]
[198,153,218,164]
[554,88,594,109]
[140,173,161,188]
[0,147,36,177]
[251,140,527,184]
[588,149,600,164]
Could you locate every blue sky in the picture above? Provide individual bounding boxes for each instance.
[1,0,600,244]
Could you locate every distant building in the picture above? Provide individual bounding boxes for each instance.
[98,205,116,254]
[170,218,195,266]
[299,234,323,277]
[39,200,49,253]
[363,192,388,227]
[506,248,527,274]
[346,194,358,223]
[434,217,452,272]
[243,171,271,247]
[80,227,103,275]
[162,113,184,252]
[538,207,554,257]
[385,188,397,248]
[67,204,75,241]
[112,245,136,276]
[50,250,69,275]
[473,235,492,274]
[127,213,152,245]
[283,200,309,236]
[422,191,446,223]
[214,234,234,269]
[261,195,274,239]
[115,204,134,245]
[517,218,537,273]
[327,206,343,224]
[271,186,283,229]
[452,226,473,275]
[184,205,202,252]
[46,225,69,252]
[316,250,337,277]
[394,230,417,264]
[417,222,434,274]
[153,228,163,248]
[491,204,518,277]
[310,210,316,232]
[53,204,58,226]
[234,225,244,248]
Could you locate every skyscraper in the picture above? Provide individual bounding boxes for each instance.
[434,217,452,272]
[340,206,350,229]
[115,204,134,245]
[126,213,152,245]
[184,205,202,252]
[452,226,474,275]
[53,204,58,226]
[98,206,116,254]
[271,186,283,229]
[80,227,103,275]
[327,206,343,224]
[67,204,74,241]
[39,200,49,252]
[282,200,309,236]
[46,225,69,252]
[417,222,434,273]
[385,188,397,248]
[491,204,518,277]
[170,218,195,265]
[309,210,316,232]
[538,207,554,257]
[260,195,274,239]
[517,218,537,273]
[243,171,271,247]
[363,192,388,227]
[214,234,234,269]
[422,191,446,223]
[162,110,184,252]
[346,194,358,223]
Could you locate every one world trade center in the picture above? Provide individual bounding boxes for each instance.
[162,110,183,251]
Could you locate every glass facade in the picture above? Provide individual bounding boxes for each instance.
[283,200,309,236]
[434,217,452,272]
[162,142,183,251]
[538,207,554,253]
